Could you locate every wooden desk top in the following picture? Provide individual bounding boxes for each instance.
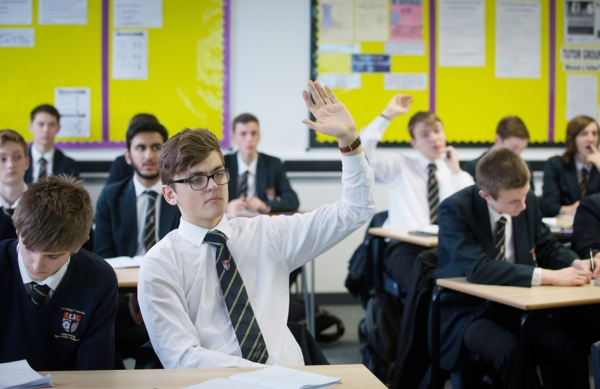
[114,267,139,288]
[437,277,600,311]
[368,227,438,247]
[40,364,385,389]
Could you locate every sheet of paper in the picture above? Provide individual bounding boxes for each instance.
[230,365,341,389]
[320,0,353,41]
[566,74,598,120]
[0,28,33,47]
[104,256,143,269]
[354,0,388,41]
[0,359,52,389]
[54,87,90,138]
[439,0,485,67]
[112,30,148,80]
[0,0,31,25]
[561,47,600,63]
[384,41,425,55]
[38,0,87,25]
[495,1,541,79]
[351,54,390,72]
[114,0,162,28]
[390,0,423,42]
[565,1,595,45]
[318,74,362,89]
[564,63,600,71]
[384,73,427,90]
[318,42,360,53]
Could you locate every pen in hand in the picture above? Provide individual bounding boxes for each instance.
[590,248,595,279]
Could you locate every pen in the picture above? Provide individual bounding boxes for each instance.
[590,248,595,272]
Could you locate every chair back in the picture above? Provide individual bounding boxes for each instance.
[592,341,600,389]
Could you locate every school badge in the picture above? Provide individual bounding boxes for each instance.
[265,187,276,202]
[222,258,231,271]
[62,311,82,333]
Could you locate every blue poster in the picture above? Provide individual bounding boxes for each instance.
[351,54,391,73]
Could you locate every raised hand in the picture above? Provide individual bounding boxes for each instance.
[382,94,413,119]
[302,81,359,149]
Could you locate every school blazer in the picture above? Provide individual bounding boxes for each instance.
[572,192,600,259]
[93,178,181,258]
[434,185,577,370]
[24,147,80,184]
[224,152,299,213]
[463,151,535,192]
[540,155,600,217]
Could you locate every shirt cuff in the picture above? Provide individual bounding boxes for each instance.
[531,267,542,286]
[341,150,369,171]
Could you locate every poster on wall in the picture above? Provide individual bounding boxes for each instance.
[566,74,598,120]
[439,0,486,67]
[112,30,148,80]
[0,0,32,25]
[565,1,596,45]
[55,87,91,138]
[355,0,388,41]
[113,0,162,28]
[320,0,353,41]
[38,0,87,25]
[387,0,424,54]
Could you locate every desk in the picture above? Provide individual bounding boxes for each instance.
[431,277,600,387]
[368,227,438,247]
[115,267,139,289]
[40,364,386,389]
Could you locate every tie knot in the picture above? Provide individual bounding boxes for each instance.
[39,157,47,164]
[498,216,507,226]
[145,190,158,201]
[428,163,437,173]
[204,230,227,245]
[30,282,51,307]
[582,168,589,179]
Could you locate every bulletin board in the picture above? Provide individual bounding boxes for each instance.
[311,0,600,148]
[0,0,230,148]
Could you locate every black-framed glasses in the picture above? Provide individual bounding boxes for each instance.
[168,169,231,191]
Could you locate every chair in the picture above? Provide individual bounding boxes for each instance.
[592,341,600,389]
[134,322,329,369]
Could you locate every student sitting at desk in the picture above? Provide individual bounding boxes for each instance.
[0,175,118,370]
[435,148,591,388]
[572,192,600,264]
[137,81,375,368]
[225,113,299,215]
[463,116,535,192]
[360,94,473,292]
[541,115,600,217]
[25,104,79,184]
[0,130,29,241]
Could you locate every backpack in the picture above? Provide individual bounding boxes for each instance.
[288,297,345,343]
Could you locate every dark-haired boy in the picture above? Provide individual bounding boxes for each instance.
[25,104,79,183]
[225,113,299,215]
[93,120,180,366]
[435,148,591,388]
[0,175,118,370]
[137,81,375,368]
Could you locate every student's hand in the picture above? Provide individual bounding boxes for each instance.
[441,146,461,174]
[226,198,247,215]
[542,266,591,286]
[246,196,268,213]
[593,253,600,279]
[559,201,579,217]
[302,81,360,154]
[381,94,413,120]
[585,146,600,171]
[128,293,144,326]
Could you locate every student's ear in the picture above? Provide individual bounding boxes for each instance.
[24,156,30,171]
[124,149,132,165]
[493,134,503,146]
[478,189,492,202]
[409,138,416,148]
[162,185,178,206]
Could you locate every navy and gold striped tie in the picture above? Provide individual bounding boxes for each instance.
[30,282,51,307]
[204,230,269,363]
[494,217,507,261]
[428,163,439,224]
[143,190,158,252]
[580,168,589,198]
[38,157,47,181]
[238,171,249,198]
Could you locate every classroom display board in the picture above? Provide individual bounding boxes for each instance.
[311,0,600,147]
[0,0,230,148]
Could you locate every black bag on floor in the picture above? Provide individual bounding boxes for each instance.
[288,297,345,343]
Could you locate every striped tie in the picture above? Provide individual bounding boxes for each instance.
[428,163,440,224]
[580,168,589,198]
[204,230,269,363]
[38,157,47,181]
[143,190,158,252]
[494,217,507,261]
[30,282,51,307]
[237,171,249,198]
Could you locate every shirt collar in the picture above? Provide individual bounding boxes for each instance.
[0,183,27,209]
[17,243,71,290]
[31,147,55,164]
[236,152,258,176]
[575,160,591,173]
[416,153,441,171]
[487,203,511,227]
[132,176,163,198]
[178,214,232,247]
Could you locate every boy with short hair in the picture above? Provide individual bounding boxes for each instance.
[137,81,375,368]
[0,175,118,370]
[0,129,29,241]
[25,104,79,183]
[435,148,591,388]
[360,95,474,291]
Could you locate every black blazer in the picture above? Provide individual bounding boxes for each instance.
[25,147,79,184]
[572,192,600,259]
[224,152,299,213]
[0,211,17,243]
[540,155,600,217]
[434,186,577,370]
[463,151,535,192]
[106,155,134,185]
[93,178,181,258]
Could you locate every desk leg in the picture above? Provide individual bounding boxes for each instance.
[431,286,445,388]
[519,311,533,389]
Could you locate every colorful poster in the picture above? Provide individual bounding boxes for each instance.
[351,54,391,72]
[390,0,423,41]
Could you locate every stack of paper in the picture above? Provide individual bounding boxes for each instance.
[104,256,144,269]
[0,360,53,389]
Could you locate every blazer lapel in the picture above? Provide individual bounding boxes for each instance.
[512,211,534,266]
[473,189,495,259]
[24,147,34,183]
[53,149,63,173]
[120,180,138,257]
[255,153,267,200]
[228,153,239,200]
[588,166,600,196]
[565,162,580,201]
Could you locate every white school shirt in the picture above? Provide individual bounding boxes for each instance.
[0,183,27,210]
[138,152,375,368]
[18,244,70,302]
[487,205,541,285]
[575,161,591,184]
[236,152,258,197]
[132,177,162,256]
[31,147,55,182]
[361,115,474,228]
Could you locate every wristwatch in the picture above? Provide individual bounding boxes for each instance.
[339,137,361,153]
